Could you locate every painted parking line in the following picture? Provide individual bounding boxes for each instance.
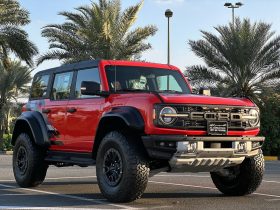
[149,180,217,190]
[263,180,280,184]
[0,194,28,196]
[0,207,171,210]
[0,183,134,210]
[154,174,280,184]
[265,199,280,202]
[149,180,280,199]
[155,174,210,178]
[0,207,118,210]
[1,174,280,184]
[2,174,280,205]
[0,179,14,182]
[254,193,280,198]
[46,176,97,180]
[0,176,97,182]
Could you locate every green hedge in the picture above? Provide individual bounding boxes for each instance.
[259,94,280,156]
[0,134,13,151]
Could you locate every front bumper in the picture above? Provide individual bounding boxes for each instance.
[142,135,264,172]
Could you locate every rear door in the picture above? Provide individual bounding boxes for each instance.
[44,71,74,151]
[65,67,104,152]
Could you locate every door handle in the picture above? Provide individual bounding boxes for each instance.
[67,108,77,113]
[42,109,51,114]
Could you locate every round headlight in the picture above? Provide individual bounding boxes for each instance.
[159,107,177,125]
[248,109,260,127]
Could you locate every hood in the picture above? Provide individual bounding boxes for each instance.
[159,94,255,107]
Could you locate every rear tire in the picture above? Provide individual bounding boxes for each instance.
[96,131,150,203]
[13,133,48,187]
[211,152,264,196]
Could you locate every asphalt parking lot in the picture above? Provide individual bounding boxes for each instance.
[0,155,280,210]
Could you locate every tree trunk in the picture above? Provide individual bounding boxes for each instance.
[0,113,4,140]
[0,96,7,138]
[4,107,10,134]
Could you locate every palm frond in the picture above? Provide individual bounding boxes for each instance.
[187,18,280,100]
[0,26,38,66]
[0,0,30,25]
[38,0,155,64]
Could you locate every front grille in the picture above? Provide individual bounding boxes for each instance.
[156,104,255,131]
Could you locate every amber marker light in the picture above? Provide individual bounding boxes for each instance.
[153,109,156,120]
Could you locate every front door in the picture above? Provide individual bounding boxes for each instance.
[65,67,104,152]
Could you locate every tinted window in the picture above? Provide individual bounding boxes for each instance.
[30,74,50,99]
[75,68,100,98]
[51,72,73,100]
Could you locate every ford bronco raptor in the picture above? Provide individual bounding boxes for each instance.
[12,60,265,202]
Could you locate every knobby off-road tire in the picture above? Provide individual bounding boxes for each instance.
[211,152,264,196]
[13,133,48,187]
[96,131,150,203]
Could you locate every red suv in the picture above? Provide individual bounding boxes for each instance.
[12,60,265,202]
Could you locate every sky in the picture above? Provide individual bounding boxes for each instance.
[17,0,280,75]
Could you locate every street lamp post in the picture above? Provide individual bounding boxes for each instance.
[165,9,173,65]
[224,2,243,27]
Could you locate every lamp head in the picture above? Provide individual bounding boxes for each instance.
[224,3,232,7]
[235,2,243,6]
[165,9,173,18]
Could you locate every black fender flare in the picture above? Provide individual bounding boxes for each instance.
[12,111,50,148]
[101,106,145,131]
[92,106,145,158]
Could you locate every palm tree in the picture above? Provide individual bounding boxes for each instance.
[38,0,157,64]
[0,0,38,67]
[0,60,32,136]
[186,18,280,101]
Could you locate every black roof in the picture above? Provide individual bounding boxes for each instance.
[34,60,100,76]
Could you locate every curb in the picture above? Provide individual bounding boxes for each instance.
[264,156,279,161]
[0,151,13,155]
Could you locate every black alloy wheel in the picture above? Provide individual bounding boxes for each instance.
[16,146,28,176]
[103,148,123,186]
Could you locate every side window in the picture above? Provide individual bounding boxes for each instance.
[51,72,73,100]
[30,74,50,99]
[75,68,100,98]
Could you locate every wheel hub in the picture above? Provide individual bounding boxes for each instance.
[103,148,123,186]
[17,146,28,175]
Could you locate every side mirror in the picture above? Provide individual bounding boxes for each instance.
[199,87,211,96]
[81,81,109,97]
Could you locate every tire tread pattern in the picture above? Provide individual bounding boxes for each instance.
[211,152,264,196]
[96,131,150,203]
[13,133,48,187]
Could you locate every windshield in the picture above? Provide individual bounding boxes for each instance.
[105,66,191,94]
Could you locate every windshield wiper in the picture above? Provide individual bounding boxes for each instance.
[158,90,184,94]
[119,89,148,92]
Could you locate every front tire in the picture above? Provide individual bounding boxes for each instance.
[13,133,48,187]
[211,152,264,196]
[96,131,150,203]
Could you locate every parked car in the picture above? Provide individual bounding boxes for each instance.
[12,60,265,202]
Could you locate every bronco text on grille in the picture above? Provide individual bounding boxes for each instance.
[155,104,260,131]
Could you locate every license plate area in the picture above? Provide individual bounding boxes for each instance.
[207,121,228,135]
